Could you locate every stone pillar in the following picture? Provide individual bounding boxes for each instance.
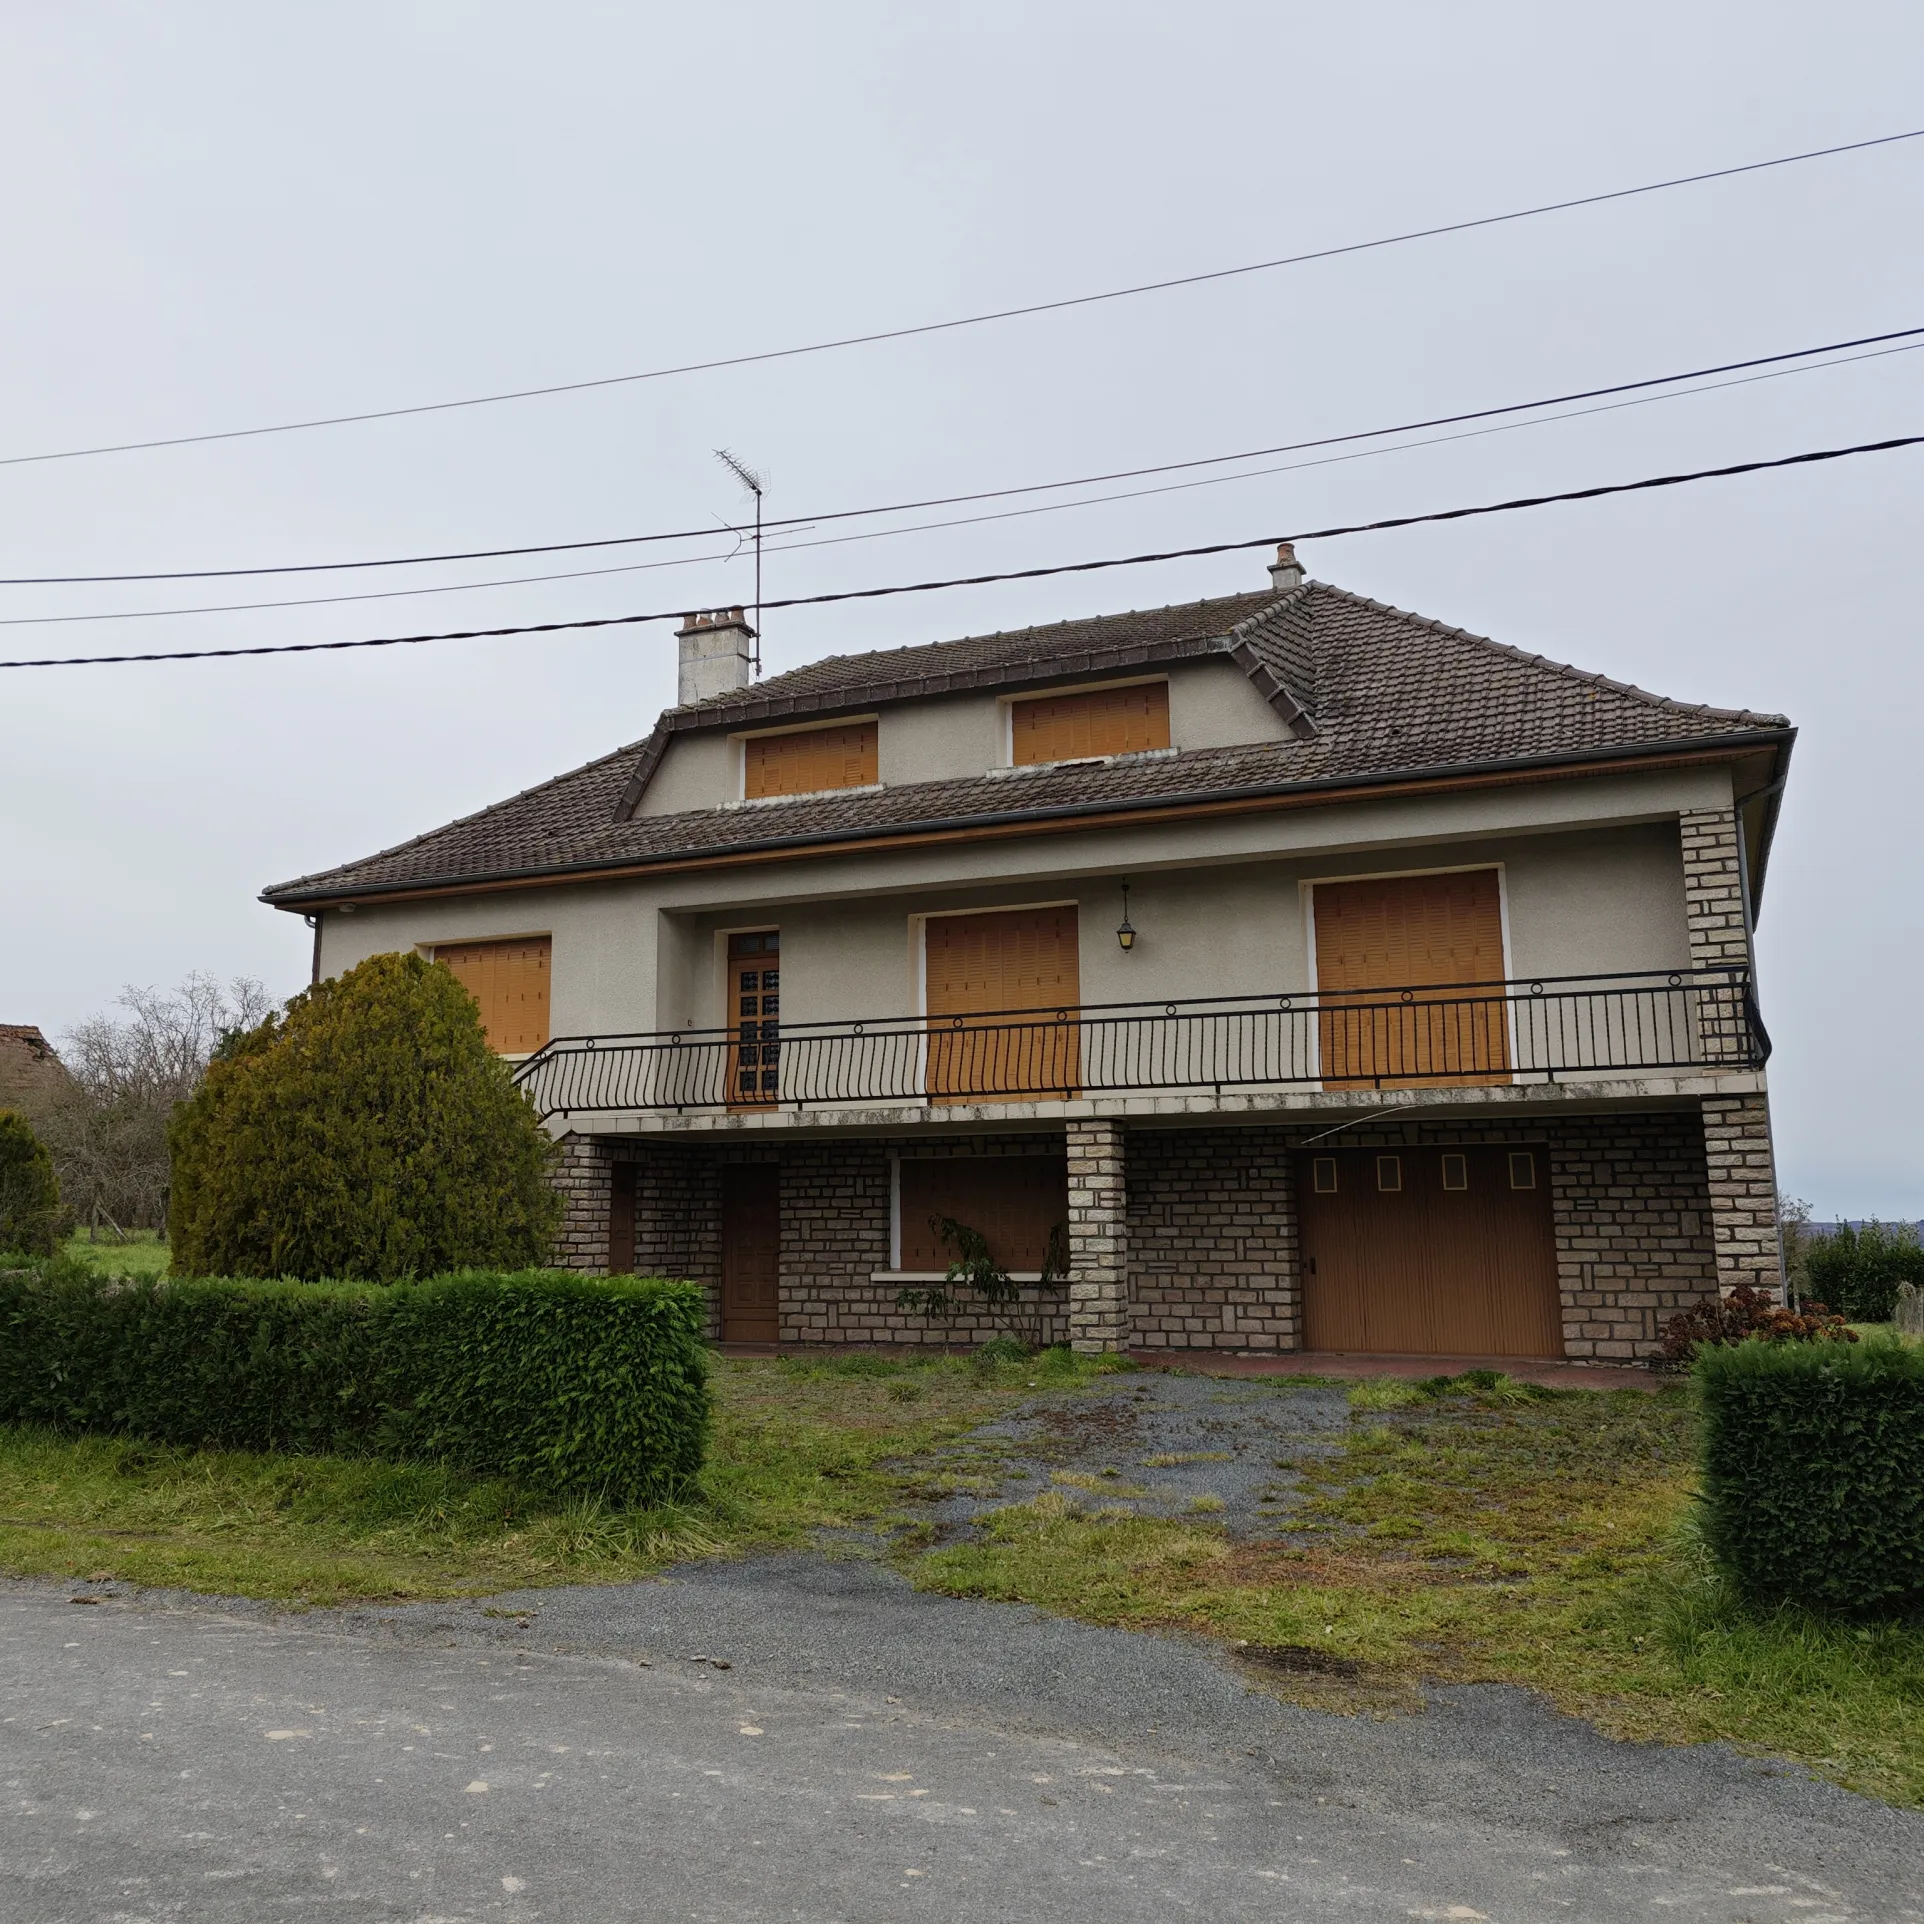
[1067,1119,1128,1352]
[1701,1093,1782,1295]
[552,1132,614,1273]
[1679,807,1753,970]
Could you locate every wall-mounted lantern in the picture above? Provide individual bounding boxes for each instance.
[1116,881,1137,953]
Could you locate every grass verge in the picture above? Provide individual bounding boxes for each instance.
[908,1373,1924,1808]
[60,1230,171,1279]
[0,1343,1118,1606]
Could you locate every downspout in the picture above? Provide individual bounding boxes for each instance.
[305,914,322,986]
[1732,770,1792,1300]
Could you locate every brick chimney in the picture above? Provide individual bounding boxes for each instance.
[676,607,756,705]
[1268,541,1305,595]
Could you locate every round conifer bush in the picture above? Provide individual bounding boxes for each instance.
[168,952,562,1280]
[0,1108,64,1256]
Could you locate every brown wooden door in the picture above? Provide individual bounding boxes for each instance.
[1297,1146,1563,1358]
[720,1164,780,1342]
[925,907,1080,1101]
[727,931,780,1109]
[1314,871,1509,1087]
[608,1161,638,1274]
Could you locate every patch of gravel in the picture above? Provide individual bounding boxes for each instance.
[915,1369,1352,1538]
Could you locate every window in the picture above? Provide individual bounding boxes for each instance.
[924,907,1081,1102]
[1441,1152,1468,1191]
[897,1155,1067,1273]
[1312,1157,1338,1194]
[743,720,877,799]
[1009,681,1170,766]
[433,936,550,1054]
[1313,869,1510,1089]
[1508,1151,1537,1191]
[1376,1154,1402,1193]
[728,931,780,1106]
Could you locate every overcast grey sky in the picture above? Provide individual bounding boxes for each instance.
[2,3,1921,1215]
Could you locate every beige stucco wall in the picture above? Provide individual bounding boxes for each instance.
[311,761,1725,1040]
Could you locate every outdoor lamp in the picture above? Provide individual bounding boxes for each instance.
[1116,881,1136,953]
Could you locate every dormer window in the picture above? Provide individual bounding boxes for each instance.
[741,719,878,799]
[1009,679,1170,767]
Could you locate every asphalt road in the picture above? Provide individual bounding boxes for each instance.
[5,1558,1919,1924]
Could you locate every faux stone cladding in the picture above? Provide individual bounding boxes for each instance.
[1129,1128,1301,1352]
[1680,806,1753,971]
[556,1105,1738,1363]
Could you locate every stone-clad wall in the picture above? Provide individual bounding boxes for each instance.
[1128,1129,1300,1351]
[557,1106,1726,1362]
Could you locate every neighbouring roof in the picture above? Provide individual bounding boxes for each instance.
[263,577,1792,906]
[0,1024,64,1113]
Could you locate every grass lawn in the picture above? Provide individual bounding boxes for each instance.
[0,1345,1115,1606]
[910,1373,1924,1809]
[61,1229,171,1279]
[3,1352,1919,1808]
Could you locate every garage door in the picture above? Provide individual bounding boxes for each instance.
[1296,1146,1563,1358]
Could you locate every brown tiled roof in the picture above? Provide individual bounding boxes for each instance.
[263,579,1791,904]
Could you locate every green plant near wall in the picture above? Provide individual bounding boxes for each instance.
[0,1109,64,1257]
[167,952,561,1282]
[896,1216,1069,1349]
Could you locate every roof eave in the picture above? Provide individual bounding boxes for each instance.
[262,726,1793,911]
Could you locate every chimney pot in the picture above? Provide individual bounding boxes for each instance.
[1269,541,1304,595]
[676,606,756,704]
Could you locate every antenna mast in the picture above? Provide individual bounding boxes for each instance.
[714,448,766,674]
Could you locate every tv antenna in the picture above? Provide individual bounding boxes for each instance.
[714,448,765,673]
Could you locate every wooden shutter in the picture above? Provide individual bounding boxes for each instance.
[925,907,1080,1100]
[1313,872,1508,1087]
[1009,682,1169,766]
[899,1155,1068,1272]
[434,936,551,1054]
[743,721,878,799]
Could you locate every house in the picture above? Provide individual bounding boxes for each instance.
[262,544,1792,1363]
[0,1024,64,1119]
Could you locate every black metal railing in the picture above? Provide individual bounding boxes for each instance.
[512,966,1767,1119]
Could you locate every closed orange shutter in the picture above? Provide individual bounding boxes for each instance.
[925,907,1080,1100]
[1009,682,1169,766]
[899,1155,1069,1272]
[1313,873,1507,1087]
[743,721,878,799]
[434,937,551,1054]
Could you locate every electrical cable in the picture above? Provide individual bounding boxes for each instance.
[2,127,1919,474]
[7,321,1924,587]
[4,430,1918,670]
[8,333,1921,629]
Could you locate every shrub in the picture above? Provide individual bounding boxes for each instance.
[0,1264,709,1506]
[1659,1284,1857,1363]
[1696,1337,1924,1615]
[168,952,561,1281]
[1802,1221,1924,1323]
[0,1109,64,1256]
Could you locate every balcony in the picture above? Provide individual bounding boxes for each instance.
[513,967,1769,1121]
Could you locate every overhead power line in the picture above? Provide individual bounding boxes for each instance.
[8,332,1923,630]
[8,321,1924,588]
[4,128,1921,474]
[5,431,1919,670]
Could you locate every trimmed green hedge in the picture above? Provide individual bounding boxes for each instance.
[1697,1337,1924,1615]
[0,1262,709,1507]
